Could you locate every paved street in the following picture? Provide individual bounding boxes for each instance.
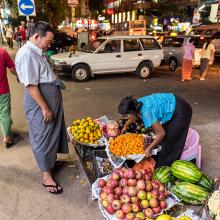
[0,48,220,219]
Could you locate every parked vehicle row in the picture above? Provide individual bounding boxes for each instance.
[50,35,213,82]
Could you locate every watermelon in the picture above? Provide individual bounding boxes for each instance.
[153,166,171,185]
[198,172,213,192]
[171,160,202,183]
[171,182,209,205]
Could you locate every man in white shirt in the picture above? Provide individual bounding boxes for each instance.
[15,21,68,194]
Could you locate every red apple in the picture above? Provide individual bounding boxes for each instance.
[128,179,137,187]
[102,186,108,193]
[109,179,119,188]
[158,192,165,201]
[135,171,143,180]
[107,193,115,203]
[149,198,159,208]
[116,210,125,219]
[145,181,153,192]
[127,168,136,179]
[123,186,129,194]
[115,187,123,196]
[134,218,141,220]
[112,199,121,210]
[132,203,141,213]
[106,181,111,187]
[141,199,149,208]
[152,206,161,214]
[151,190,159,199]
[121,203,132,214]
[128,186,138,197]
[159,200,167,209]
[126,212,135,220]
[131,196,139,203]
[137,180,145,190]
[152,181,159,190]
[154,180,161,184]
[111,171,120,180]
[144,174,152,181]
[145,208,154,218]
[98,179,106,188]
[100,192,108,200]
[106,204,115,215]
[137,190,147,200]
[136,212,145,219]
[120,178,128,187]
[121,194,131,203]
[164,191,170,199]
[106,186,114,195]
[102,199,108,208]
[158,184,165,192]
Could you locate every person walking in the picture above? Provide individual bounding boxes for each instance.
[0,47,17,148]
[14,27,22,49]
[15,21,69,194]
[181,38,195,81]
[19,25,27,46]
[5,25,14,49]
[200,37,215,80]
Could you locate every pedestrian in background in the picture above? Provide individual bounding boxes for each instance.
[19,25,27,46]
[5,25,14,49]
[14,27,22,49]
[181,38,195,81]
[0,47,18,148]
[200,37,215,80]
[15,21,69,194]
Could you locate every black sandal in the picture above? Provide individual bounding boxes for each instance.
[3,140,14,149]
[42,183,63,194]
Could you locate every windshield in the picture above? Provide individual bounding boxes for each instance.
[80,39,106,53]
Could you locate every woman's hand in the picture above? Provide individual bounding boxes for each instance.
[145,147,152,158]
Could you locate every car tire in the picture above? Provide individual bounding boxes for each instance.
[136,61,153,79]
[169,58,178,71]
[71,64,90,82]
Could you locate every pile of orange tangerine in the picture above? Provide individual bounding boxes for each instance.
[109,134,145,156]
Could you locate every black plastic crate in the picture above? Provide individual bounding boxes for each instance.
[75,143,105,161]
[92,148,113,179]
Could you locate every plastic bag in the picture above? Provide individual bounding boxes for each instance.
[133,157,156,173]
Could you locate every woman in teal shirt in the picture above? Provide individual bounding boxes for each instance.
[118,93,192,167]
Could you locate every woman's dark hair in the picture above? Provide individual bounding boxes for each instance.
[118,96,143,115]
[29,21,53,38]
[189,38,194,43]
[205,36,215,50]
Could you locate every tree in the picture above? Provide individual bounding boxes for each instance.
[89,0,104,18]
[5,0,71,27]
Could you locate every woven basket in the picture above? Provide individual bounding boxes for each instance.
[204,177,220,220]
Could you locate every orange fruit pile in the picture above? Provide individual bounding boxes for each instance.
[109,134,145,156]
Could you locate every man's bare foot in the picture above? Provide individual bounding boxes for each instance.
[42,172,62,194]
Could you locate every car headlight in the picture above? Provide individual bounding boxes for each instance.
[54,60,67,65]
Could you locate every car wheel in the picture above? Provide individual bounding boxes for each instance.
[136,61,153,79]
[169,58,178,71]
[71,64,90,82]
